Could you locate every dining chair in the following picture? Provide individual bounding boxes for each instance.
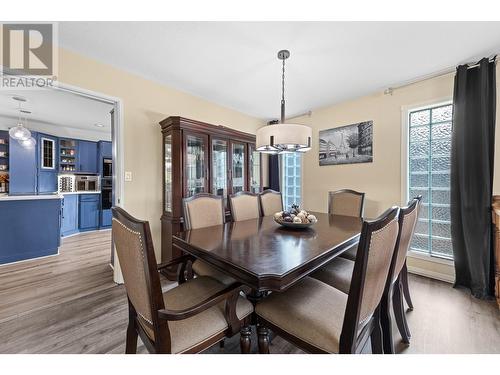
[229,191,261,221]
[380,196,421,353]
[112,206,253,354]
[328,189,366,262]
[259,189,284,216]
[311,197,422,353]
[183,193,236,286]
[255,206,400,354]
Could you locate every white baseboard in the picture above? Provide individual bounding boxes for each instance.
[407,265,455,284]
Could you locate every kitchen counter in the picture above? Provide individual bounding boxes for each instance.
[0,191,102,200]
[0,193,63,201]
[60,191,101,195]
[0,197,62,264]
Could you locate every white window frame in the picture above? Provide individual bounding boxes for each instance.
[40,137,56,170]
[401,97,454,265]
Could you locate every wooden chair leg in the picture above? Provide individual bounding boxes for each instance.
[125,322,138,354]
[401,263,414,311]
[393,280,411,344]
[257,325,270,354]
[125,303,138,354]
[240,325,251,354]
[370,309,384,354]
[380,289,395,354]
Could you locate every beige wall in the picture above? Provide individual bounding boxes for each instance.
[58,48,262,255]
[293,65,500,280]
[56,47,499,280]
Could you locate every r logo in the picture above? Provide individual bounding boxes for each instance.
[2,23,53,75]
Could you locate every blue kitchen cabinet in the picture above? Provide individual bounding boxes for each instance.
[37,133,58,193]
[59,138,78,172]
[61,194,78,236]
[78,141,98,174]
[0,197,62,264]
[79,194,100,231]
[9,133,38,194]
[100,208,112,228]
[98,141,112,159]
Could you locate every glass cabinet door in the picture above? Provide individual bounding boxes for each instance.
[249,144,261,193]
[185,133,208,197]
[41,137,56,169]
[211,139,228,198]
[164,134,172,212]
[231,142,246,194]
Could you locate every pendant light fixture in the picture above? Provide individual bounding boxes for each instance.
[256,50,312,154]
[8,96,31,142]
[18,110,36,149]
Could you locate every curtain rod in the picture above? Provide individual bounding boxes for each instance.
[384,55,497,95]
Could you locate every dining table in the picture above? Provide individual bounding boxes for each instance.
[172,211,363,295]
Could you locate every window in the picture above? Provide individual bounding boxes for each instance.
[407,103,453,259]
[41,138,55,169]
[282,153,302,209]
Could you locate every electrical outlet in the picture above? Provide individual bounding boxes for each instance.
[125,171,132,182]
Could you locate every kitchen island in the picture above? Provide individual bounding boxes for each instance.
[0,194,62,265]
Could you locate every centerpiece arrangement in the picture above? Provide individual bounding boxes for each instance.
[274,204,318,229]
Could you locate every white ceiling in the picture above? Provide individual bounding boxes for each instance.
[0,88,114,133]
[59,22,500,120]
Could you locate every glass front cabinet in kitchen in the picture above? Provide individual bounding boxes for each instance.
[160,116,262,275]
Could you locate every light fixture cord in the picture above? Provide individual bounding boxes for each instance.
[281,57,285,123]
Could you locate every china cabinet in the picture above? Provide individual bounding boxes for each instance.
[159,116,262,267]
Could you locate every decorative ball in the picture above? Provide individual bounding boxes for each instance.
[282,211,291,218]
[283,216,293,223]
[307,214,317,223]
[293,216,302,224]
[274,212,282,220]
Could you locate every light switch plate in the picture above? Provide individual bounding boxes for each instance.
[125,171,132,182]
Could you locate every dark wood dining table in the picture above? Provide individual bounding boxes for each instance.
[172,211,363,293]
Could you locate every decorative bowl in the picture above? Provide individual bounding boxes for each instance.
[274,218,315,229]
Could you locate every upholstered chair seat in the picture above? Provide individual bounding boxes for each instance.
[310,257,354,294]
[339,246,357,261]
[137,276,253,354]
[192,260,237,286]
[256,277,348,353]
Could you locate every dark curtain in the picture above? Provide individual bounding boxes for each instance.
[268,155,280,191]
[451,57,496,299]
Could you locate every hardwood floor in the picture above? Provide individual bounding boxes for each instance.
[0,230,498,354]
[0,230,114,324]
